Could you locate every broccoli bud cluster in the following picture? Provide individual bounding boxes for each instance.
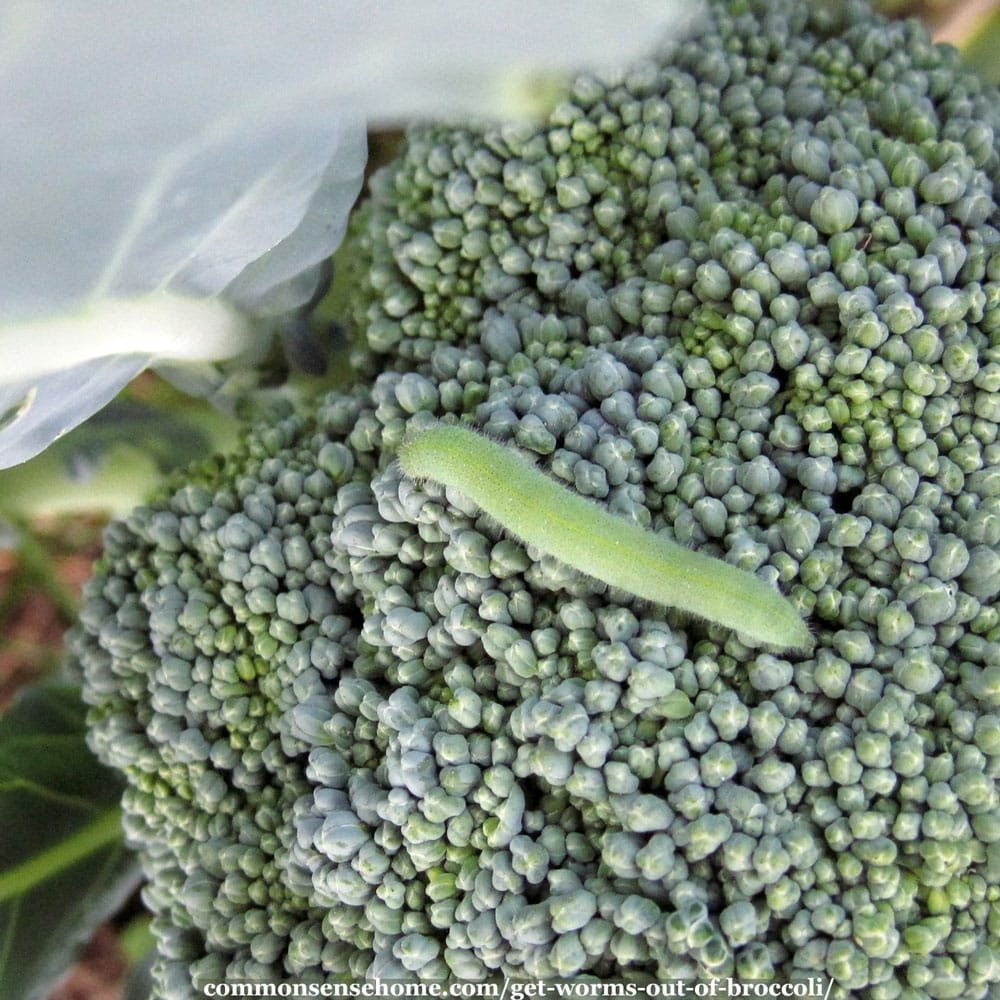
[75,1,1000,997]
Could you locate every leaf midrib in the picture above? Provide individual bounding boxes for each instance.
[0,806,123,904]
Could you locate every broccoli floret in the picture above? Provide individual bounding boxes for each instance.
[74,1,1000,996]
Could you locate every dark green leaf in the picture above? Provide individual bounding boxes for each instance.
[0,682,140,1000]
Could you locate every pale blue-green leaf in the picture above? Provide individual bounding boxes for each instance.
[0,296,255,468]
[0,358,149,470]
[0,0,690,469]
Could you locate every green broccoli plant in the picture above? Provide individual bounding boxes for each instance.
[72,0,1000,996]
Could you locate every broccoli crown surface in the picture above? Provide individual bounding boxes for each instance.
[75,1,1000,997]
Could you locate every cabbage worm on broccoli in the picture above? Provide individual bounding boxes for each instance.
[399,424,810,652]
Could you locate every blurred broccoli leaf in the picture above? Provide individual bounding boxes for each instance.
[955,5,1000,83]
[0,391,242,521]
[55,397,222,478]
[0,682,140,1000]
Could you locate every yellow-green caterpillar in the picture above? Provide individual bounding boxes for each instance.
[398,424,810,652]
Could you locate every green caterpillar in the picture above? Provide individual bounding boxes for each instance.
[398,424,811,652]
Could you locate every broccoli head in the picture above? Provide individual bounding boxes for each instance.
[74,1,1000,996]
